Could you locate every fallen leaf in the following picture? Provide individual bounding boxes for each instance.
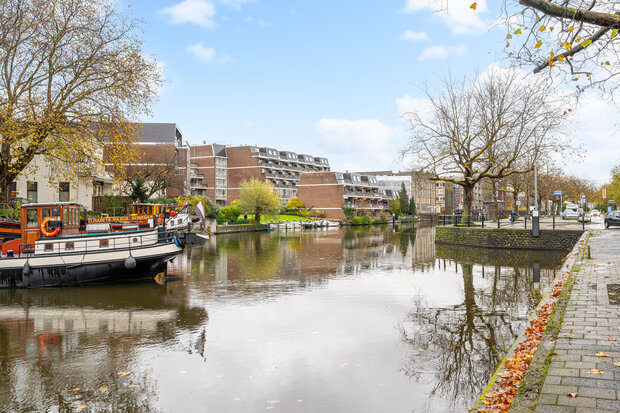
[75,405,88,411]
[266,400,280,405]
[613,362,620,367]
[128,384,139,388]
[234,397,244,401]
[595,352,609,357]
[590,369,603,375]
[117,372,131,376]
[71,388,80,392]
[609,338,617,342]
[416,348,425,352]
[99,387,108,392]
[567,392,578,397]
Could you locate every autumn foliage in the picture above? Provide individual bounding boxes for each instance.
[478,281,565,413]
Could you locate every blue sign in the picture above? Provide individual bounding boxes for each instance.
[553,190,563,196]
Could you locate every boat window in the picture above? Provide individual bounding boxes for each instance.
[65,242,74,251]
[99,239,109,248]
[52,207,61,219]
[42,208,50,220]
[63,208,69,226]
[44,243,54,252]
[26,209,38,227]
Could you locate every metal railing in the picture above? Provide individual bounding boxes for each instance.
[437,213,592,230]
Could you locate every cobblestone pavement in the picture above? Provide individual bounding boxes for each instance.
[535,228,620,413]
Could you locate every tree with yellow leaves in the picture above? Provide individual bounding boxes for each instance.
[501,0,620,94]
[0,0,161,204]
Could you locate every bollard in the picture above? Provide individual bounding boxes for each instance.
[467,215,471,227]
[481,215,485,228]
[553,215,555,230]
[524,216,528,229]
[497,216,500,229]
[582,217,585,231]
[587,245,591,259]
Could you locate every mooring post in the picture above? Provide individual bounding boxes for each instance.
[481,214,485,228]
[524,215,528,229]
[553,215,555,230]
[497,216,500,229]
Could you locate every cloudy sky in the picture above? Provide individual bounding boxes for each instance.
[128,0,619,185]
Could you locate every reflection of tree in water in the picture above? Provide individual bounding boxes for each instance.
[398,258,560,409]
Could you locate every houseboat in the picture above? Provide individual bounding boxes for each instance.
[0,202,185,288]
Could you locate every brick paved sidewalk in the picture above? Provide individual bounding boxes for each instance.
[536,229,620,413]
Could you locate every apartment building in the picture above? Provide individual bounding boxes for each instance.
[11,154,113,210]
[297,172,390,219]
[104,123,190,198]
[189,145,330,204]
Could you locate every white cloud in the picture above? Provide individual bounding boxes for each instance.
[219,0,251,9]
[400,30,429,42]
[402,0,489,34]
[160,0,216,29]
[314,119,403,172]
[186,43,232,64]
[418,44,466,60]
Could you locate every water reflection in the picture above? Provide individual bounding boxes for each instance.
[0,226,565,412]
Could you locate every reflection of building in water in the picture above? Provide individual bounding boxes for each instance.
[297,232,344,277]
[411,226,436,271]
[0,307,176,334]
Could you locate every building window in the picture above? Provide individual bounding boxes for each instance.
[59,182,70,202]
[65,242,75,251]
[11,181,16,193]
[27,182,38,202]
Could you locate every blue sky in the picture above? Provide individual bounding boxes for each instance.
[127,0,618,185]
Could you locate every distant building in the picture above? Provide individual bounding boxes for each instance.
[104,123,190,198]
[297,172,389,219]
[358,171,436,214]
[189,144,330,205]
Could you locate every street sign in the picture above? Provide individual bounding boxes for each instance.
[603,188,607,199]
[553,190,563,196]
[610,199,615,204]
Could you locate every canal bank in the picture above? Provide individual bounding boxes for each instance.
[473,227,620,412]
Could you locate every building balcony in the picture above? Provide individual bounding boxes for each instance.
[191,184,208,190]
[191,173,204,179]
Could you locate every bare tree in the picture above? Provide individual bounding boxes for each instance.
[502,0,620,95]
[401,67,570,217]
[115,151,184,199]
[0,0,161,203]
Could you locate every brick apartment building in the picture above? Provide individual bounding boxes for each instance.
[189,145,330,205]
[297,172,390,219]
[103,123,190,198]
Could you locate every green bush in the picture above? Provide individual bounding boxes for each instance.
[100,194,131,214]
[300,210,309,218]
[235,218,250,224]
[349,216,372,225]
[342,206,355,219]
[220,205,240,223]
[286,197,304,209]
[372,216,388,224]
[400,216,415,223]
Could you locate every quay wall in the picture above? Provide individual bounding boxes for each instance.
[215,224,269,234]
[435,226,583,251]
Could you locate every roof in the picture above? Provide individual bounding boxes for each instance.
[132,123,182,144]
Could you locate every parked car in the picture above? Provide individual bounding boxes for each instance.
[604,211,620,228]
[562,209,579,220]
[591,209,601,217]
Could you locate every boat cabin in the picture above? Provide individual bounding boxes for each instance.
[21,202,82,245]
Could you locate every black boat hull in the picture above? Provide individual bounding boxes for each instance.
[0,252,178,288]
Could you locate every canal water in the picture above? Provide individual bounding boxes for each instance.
[0,225,567,412]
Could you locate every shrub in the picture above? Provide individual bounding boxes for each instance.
[315,210,326,218]
[220,205,240,223]
[235,218,250,224]
[151,196,178,205]
[286,197,304,209]
[400,216,415,223]
[300,210,309,218]
[342,206,355,219]
[349,216,372,225]
[372,216,388,224]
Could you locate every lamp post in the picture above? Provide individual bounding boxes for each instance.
[532,165,540,237]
